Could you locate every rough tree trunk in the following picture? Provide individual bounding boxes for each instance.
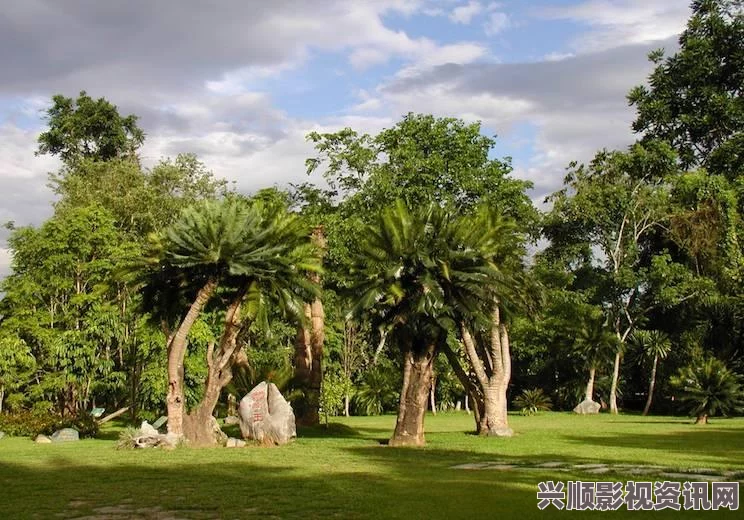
[166,278,218,438]
[390,342,436,447]
[184,290,245,445]
[459,303,514,437]
[609,351,621,414]
[642,354,659,416]
[695,414,708,424]
[585,366,596,402]
[294,226,325,426]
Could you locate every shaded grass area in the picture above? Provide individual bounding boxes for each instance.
[0,412,742,519]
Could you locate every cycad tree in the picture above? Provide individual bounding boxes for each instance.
[348,200,508,445]
[670,356,744,424]
[631,329,672,415]
[139,198,320,441]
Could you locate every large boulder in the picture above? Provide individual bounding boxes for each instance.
[573,399,601,415]
[238,382,296,445]
[51,428,80,442]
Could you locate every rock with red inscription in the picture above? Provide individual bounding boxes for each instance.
[238,382,296,445]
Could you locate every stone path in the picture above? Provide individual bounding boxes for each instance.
[451,460,744,482]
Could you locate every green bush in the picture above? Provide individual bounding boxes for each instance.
[0,410,99,438]
[513,388,553,416]
[670,356,744,422]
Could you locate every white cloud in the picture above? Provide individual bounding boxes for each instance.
[484,12,510,36]
[540,0,690,52]
[450,1,482,24]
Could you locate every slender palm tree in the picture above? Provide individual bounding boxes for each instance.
[138,198,320,441]
[348,200,508,445]
[632,329,672,416]
[574,312,619,405]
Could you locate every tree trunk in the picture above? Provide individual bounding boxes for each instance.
[430,375,437,415]
[390,342,436,447]
[0,385,4,414]
[166,278,218,437]
[184,290,245,445]
[440,339,481,432]
[585,366,596,402]
[609,351,621,414]
[294,227,325,426]
[695,414,708,424]
[344,394,350,417]
[459,303,514,437]
[642,354,659,416]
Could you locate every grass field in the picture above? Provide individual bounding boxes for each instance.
[1,412,742,519]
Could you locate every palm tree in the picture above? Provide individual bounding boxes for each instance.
[138,198,320,442]
[574,311,618,405]
[631,330,672,415]
[671,356,744,424]
[348,200,508,445]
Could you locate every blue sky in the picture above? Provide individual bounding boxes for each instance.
[0,0,693,275]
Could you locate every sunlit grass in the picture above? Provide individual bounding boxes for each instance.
[0,412,742,519]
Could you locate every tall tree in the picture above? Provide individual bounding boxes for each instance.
[628,0,744,179]
[545,141,698,413]
[37,91,145,165]
[632,329,672,415]
[348,201,508,445]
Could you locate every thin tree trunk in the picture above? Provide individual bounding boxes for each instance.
[609,351,621,414]
[642,354,659,416]
[372,331,387,366]
[585,366,596,402]
[0,385,4,414]
[390,342,436,447]
[166,278,218,437]
[344,394,350,417]
[465,393,470,413]
[430,376,437,415]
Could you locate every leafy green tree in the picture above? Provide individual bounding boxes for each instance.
[1,206,133,416]
[0,331,35,413]
[631,330,672,415]
[628,0,744,178]
[670,355,744,423]
[37,91,145,165]
[545,141,703,413]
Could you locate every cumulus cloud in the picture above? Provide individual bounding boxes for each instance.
[380,37,677,200]
[484,12,510,36]
[450,1,483,24]
[539,0,690,52]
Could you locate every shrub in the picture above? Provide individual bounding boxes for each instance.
[513,388,553,416]
[0,410,99,438]
[670,356,744,423]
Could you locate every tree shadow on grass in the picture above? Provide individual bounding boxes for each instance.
[1,443,740,520]
[562,428,744,468]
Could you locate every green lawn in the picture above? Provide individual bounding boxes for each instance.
[0,412,742,519]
